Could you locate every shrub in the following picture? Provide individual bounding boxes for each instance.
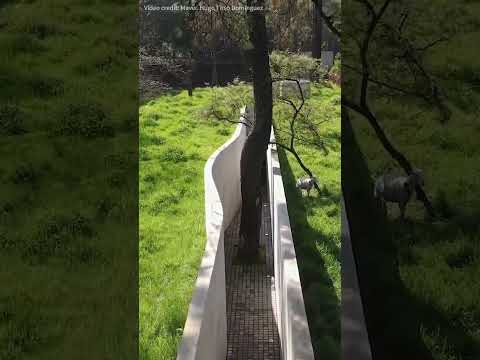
[202,83,253,126]
[270,51,326,81]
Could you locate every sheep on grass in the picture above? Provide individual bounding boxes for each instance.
[296,175,318,197]
[374,168,424,219]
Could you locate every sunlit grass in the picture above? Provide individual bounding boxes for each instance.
[139,89,235,359]
[0,1,137,358]
[276,84,341,359]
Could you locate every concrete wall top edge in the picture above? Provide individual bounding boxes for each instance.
[177,112,247,360]
[267,126,315,360]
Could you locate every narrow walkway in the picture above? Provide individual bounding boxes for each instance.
[224,186,281,360]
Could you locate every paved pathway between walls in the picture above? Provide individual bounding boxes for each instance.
[224,185,281,360]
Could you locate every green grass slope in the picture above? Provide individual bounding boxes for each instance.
[139,89,235,359]
[276,85,341,359]
[0,1,137,359]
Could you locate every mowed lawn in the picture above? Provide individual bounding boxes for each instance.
[139,89,235,359]
[276,84,341,359]
[351,4,480,356]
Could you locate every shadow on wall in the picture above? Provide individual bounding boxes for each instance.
[341,111,480,359]
[277,148,340,360]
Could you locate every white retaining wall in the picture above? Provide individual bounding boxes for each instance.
[176,113,247,360]
[341,197,372,360]
[267,129,315,360]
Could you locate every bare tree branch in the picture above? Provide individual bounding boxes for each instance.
[415,36,449,52]
[343,0,437,217]
[269,141,322,193]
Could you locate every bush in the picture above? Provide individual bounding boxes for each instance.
[202,82,253,125]
[270,51,326,81]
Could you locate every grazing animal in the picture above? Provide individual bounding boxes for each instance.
[296,175,318,197]
[374,168,424,219]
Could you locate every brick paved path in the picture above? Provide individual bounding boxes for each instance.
[224,186,281,360]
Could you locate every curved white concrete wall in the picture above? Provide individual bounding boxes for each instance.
[177,112,247,360]
[267,129,315,360]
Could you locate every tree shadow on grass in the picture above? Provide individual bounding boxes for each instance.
[342,112,480,359]
[301,190,341,264]
[277,148,341,360]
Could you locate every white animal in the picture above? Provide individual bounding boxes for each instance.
[374,168,424,219]
[296,175,318,197]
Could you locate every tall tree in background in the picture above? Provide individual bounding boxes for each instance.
[312,0,322,58]
[238,0,273,259]
[269,0,313,52]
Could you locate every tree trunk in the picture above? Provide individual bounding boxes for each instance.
[312,0,322,58]
[342,109,435,360]
[239,0,272,258]
[211,52,218,87]
[187,55,195,97]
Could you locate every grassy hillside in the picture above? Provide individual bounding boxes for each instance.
[140,84,341,359]
[139,89,235,359]
[276,85,341,359]
[0,1,137,359]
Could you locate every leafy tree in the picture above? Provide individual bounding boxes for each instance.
[139,0,192,56]
[269,0,313,52]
